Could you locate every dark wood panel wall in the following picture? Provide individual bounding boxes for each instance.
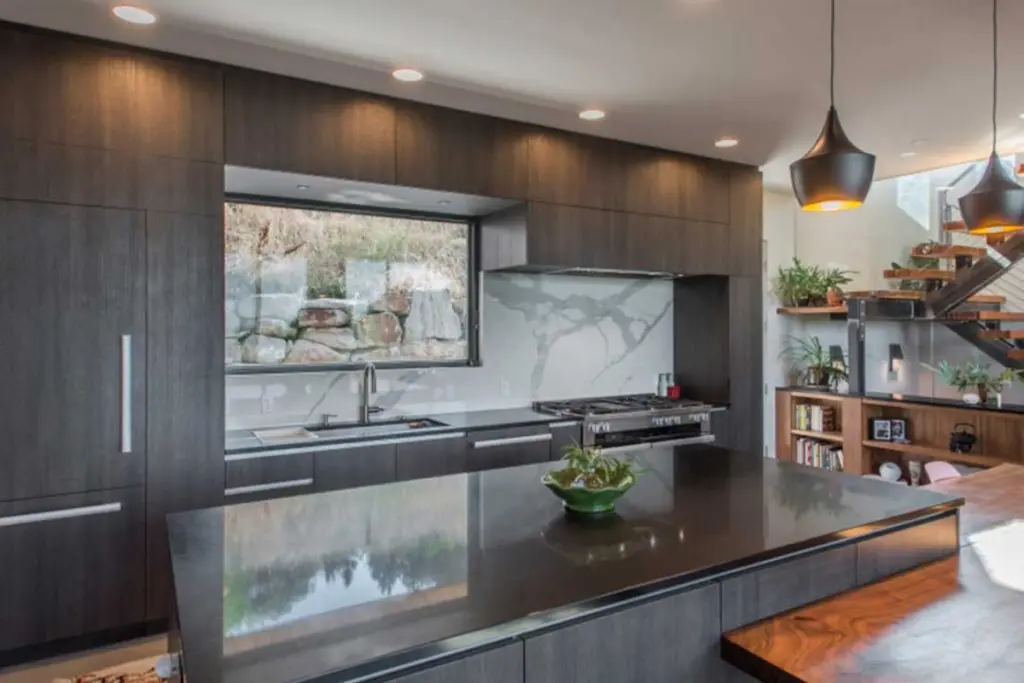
[0,18,762,657]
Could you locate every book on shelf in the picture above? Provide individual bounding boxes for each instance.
[795,438,844,472]
[793,403,837,433]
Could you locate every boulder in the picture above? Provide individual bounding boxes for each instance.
[351,347,401,362]
[399,340,467,360]
[225,302,246,338]
[371,290,412,316]
[252,318,296,339]
[240,335,288,364]
[303,298,358,312]
[300,327,364,352]
[403,290,463,342]
[236,293,303,322]
[225,340,243,365]
[355,312,403,347]
[284,340,348,364]
[297,307,348,329]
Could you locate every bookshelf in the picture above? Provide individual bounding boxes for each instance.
[776,389,863,473]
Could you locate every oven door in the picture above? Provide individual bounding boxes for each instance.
[589,422,715,454]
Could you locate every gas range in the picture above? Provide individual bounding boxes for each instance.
[533,394,717,453]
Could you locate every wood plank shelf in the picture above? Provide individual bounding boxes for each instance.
[791,429,844,443]
[882,268,954,281]
[776,305,846,316]
[910,244,986,259]
[947,310,1024,321]
[845,290,1004,304]
[786,391,845,403]
[862,439,1010,468]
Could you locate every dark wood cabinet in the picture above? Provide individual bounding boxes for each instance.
[396,433,469,481]
[386,643,523,683]
[224,68,396,183]
[224,454,315,503]
[524,202,622,269]
[855,514,958,586]
[0,201,146,503]
[467,426,552,471]
[623,148,731,224]
[527,131,626,211]
[728,167,763,277]
[315,442,398,492]
[0,487,145,653]
[548,421,582,461]
[396,103,529,198]
[524,583,725,683]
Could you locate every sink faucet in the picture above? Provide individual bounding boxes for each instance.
[359,362,382,424]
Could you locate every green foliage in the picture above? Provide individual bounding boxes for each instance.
[772,258,854,307]
[549,444,639,490]
[924,361,1021,393]
[782,335,848,389]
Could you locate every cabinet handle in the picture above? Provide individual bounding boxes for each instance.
[121,334,132,454]
[472,433,553,449]
[548,421,581,428]
[225,431,469,461]
[224,478,314,497]
[0,502,122,528]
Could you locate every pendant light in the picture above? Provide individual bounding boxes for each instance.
[958,0,1024,235]
[790,0,875,212]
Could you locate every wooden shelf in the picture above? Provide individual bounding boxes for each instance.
[788,391,845,403]
[947,310,1024,322]
[776,305,846,316]
[882,268,954,281]
[791,428,844,443]
[910,244,986,259]
[862,440,1010,468]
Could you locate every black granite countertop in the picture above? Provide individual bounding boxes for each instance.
[225,407,574,454]
[167,446,961,683]
[776,385,1024,415]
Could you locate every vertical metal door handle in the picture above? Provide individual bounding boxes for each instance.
[121,334,132,454]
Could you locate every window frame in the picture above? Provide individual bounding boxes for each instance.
[224,193,481,375]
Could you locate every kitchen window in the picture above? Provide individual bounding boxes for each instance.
[225,199,477,372]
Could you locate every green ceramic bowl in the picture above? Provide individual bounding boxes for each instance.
[542,471,637,515]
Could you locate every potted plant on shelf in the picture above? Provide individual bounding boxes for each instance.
[782,336,848,390]
[772,258,854,308]
[924,361,1019,405]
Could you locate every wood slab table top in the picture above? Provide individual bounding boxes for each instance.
[722,464,1024,683]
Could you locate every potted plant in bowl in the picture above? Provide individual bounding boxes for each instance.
[542,444,641,516]
[924,361,1018,404]
[782,336,848,390]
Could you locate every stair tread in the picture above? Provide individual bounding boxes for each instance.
[882,268,955,281]
[1009,350,1024,360]
[911,244,986,259]
[978,329,1024,340]
[845,290,1004,304]
[947,311,1024,322]
[944,220,967,232]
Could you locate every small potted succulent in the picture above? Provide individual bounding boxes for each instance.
[542,444,641,516]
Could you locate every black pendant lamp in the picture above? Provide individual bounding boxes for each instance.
[790,0,875,212]
[959,0,1024,235]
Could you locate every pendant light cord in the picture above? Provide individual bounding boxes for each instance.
[830,0,836,108]
[991,0,998,152]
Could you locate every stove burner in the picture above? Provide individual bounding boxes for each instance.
[534,394,707,417]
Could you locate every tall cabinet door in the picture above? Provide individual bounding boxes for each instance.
[0,200,146,501]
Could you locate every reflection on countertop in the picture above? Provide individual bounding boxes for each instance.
[168,446,961,683]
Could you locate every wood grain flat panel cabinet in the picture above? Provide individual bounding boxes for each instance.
[386,643,523,683]
[0,487,145,652]
[720,545,856,631]
[315,443,397,492]
[681,220,731,275]
[856,514,959,586]
[224,68,396,183]
[396,103,529,198]
[396,434,469,481]
[727,167,764,277]
[0,200,146,502]
[525,583,728,683]
[526,202,620,269]
[0,25,223,162]
[678,159,731,224]
[527,131,625,211]
[224,454,316,503]
[467,426,552,471]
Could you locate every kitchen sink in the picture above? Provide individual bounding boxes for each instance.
[311,418,451,441]
[252,426,319,445]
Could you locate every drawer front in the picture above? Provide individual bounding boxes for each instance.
[467,426,553,471]
[316,442,398,492]
[224,453,315,502]
[396,433,468,481]
[0,487,145,652]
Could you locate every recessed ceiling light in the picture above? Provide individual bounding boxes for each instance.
[714,136,739,148]
[579,109,606,121]
[900,151,917,158]
[392,68,424,83]
[112,5,157,24]
[1019,113,1024,120]
[296,184,310,191]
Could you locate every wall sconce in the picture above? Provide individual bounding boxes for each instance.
[829,345,845,365]
[888,343,904,374]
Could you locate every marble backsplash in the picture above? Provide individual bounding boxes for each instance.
[226,273,674,431]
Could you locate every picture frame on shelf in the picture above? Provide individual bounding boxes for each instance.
[890,418,909,443]
[869,418,892,441]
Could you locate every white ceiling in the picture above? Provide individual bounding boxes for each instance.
[4,0,1024,187]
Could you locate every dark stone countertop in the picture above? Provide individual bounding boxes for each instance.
[167,446,961,683]
[775,386,1024,415]
[225,407,574,454]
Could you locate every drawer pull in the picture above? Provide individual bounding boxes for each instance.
[121,334,132,454]
[548,421,581,428]
[0,502,122,528]
[225,478,314,496]
[472,433,553,449]
[225,431,468,461]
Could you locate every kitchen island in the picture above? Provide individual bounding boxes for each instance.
[167,446,962,683]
